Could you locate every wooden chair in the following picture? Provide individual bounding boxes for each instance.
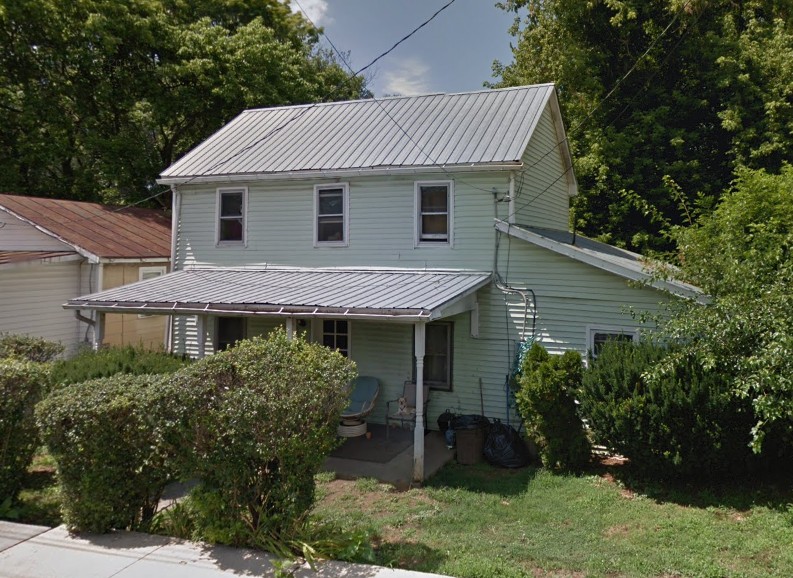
[385,381,430,440]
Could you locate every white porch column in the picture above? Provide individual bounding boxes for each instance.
[285,317,296,340]
[413,321,426,483]
[196,315,207,358]
[92,312,105,351]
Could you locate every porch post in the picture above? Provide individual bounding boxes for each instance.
[413,321,426,483]
[285,317,296,340]
[196,315,207,358]
[92,312,105,351]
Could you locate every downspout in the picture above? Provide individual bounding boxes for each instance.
[166,185,180,352]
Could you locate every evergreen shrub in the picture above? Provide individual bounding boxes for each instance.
[0,334,63,362]
[36,373,185,532]
[0,359,51,499]
[515,343,591,472]
[170,331,356,545]
[579,340,757,480]
[51,344,190,385]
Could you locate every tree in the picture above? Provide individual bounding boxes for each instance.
[654,164,793,452]
[494,0,793,251]
[0,0,366,205]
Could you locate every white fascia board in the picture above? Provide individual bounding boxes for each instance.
[547,91,578,197]
[156,162,523,186]
[496,220,702,300]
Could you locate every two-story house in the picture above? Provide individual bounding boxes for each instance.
[66,84,698,480]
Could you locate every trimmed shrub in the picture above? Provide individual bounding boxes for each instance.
[0,359,51,499]
[515,343,591,472]
[170,331,356,545]
[36,373,184,532]
[51,344,190,385]
[0,334,63,362]
[579,340,757,480]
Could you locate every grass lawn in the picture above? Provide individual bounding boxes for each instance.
[9,452,793,578]
[313,461,793,578]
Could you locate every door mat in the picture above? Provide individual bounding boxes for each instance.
[329,423,413,463]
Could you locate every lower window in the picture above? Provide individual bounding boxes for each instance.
[322,319,349,357]
[216,317,245,351]
[587,326,638,359]
[415,322,453,391]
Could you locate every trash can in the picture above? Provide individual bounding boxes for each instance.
[452,415,489,465]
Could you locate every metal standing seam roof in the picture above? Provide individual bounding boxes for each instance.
[0,194,171,259]
[65,268,493,320]
[496,221,704,301]
[159,84,558,181]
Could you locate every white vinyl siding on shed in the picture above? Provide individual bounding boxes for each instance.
[0,260,83,356]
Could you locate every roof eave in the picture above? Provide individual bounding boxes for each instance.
[496,220,703,300]
[157,162,524,186]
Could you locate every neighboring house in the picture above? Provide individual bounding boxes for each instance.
[0,194,171,355]
[65,84,699,479]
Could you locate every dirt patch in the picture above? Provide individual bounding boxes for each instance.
[603,524,631,538]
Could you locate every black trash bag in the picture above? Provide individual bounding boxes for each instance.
[451,414,490,431]
[483,420,530,468]
[437,409,456,432]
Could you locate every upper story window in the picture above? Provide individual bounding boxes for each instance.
[415,181,453,246]
[216,187,247,245]
[314,184,349,246]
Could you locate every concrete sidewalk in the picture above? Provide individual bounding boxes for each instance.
[0,522,450,578]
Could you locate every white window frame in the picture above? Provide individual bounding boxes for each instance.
[413,321,454,391]
[585,325,639,363]
[414,180,454,247]
[313,183,349,247]
[137,266,166,318]
[215,187,248,246]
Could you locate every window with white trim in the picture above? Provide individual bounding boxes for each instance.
[217,188,246,244]
[314,184,348,246]
[587,326,639,359]
[415,181,452,245]
[414,322,453,391]
[322,319,349,357]
[137,266,166,318]
[216,317,245,351]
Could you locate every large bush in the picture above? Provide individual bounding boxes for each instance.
[36,373,185,532]
[515,343,591,472]
[51,344,190,385]
[0,359,51,499]
[0,334,63,362]
[579,340,757,480]
[171,332,356,545]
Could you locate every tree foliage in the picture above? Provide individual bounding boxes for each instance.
[657,165,793,451]
[0,0,367,204]
[495,0,793,250]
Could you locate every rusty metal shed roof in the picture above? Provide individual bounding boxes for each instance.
[65,268,492,321]
[159,84,567,183]
[0,194,171,259]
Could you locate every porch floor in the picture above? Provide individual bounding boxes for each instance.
[323,423,455,490]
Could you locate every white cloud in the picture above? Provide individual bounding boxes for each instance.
[290,0,331,26]
[381,57,433,97]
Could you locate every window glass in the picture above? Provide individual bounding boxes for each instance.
[218,190,244,242]
[414,322,452,391]
[418,183,449,242]
[322,319,349,357]
[316,187,346,244]
[216,317,245,351]
[591,331,636,358]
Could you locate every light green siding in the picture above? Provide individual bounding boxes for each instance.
[511,106,571,230]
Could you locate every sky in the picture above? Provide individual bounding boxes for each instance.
[290,0,523,97]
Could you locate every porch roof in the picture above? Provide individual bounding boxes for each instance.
[64,267,492,322]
